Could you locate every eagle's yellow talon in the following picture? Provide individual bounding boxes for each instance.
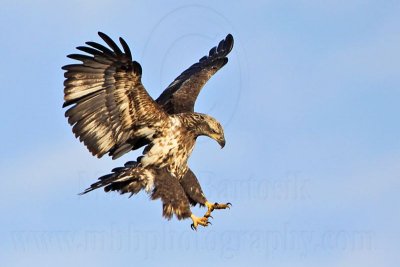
[204,201,232,218]
[190,214,210,230]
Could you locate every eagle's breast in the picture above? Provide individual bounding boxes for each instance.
[140,116,195,178]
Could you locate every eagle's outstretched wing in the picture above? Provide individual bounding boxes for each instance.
[156,34,234,114]
[63,32,167,158]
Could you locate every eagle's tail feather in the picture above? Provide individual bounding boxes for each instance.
[79,161,150,195]
[80,161,193,221]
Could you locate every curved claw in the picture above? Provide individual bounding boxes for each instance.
[206,221,212,226]
[214,202,232,209]
[190,214,210,231]
[204,201,232,219]
[204,213,213,219]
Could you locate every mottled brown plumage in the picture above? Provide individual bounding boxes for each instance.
[63,32,233,229]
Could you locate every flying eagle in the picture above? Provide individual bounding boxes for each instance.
[63,32,233,229]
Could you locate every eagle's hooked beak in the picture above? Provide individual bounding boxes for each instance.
[217,136,226,149]
[209,133,225,149]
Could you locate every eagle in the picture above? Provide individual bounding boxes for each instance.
[63,32,234,229]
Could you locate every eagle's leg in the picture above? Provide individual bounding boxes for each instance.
[180,169,232,219]
[190,214,211,230]
[180,169,208,206]
[204,201,232,218]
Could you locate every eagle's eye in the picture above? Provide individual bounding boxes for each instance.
[210,126,219,134]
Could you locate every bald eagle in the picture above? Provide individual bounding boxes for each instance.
[63,32,233,229]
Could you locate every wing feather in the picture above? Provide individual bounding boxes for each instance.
[98,32,124,56]
[119,37,132,59]
[156,34,234,114]
[63,32,167,158]
[85,41,115,57]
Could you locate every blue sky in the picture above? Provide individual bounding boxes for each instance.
[1,1,399,266]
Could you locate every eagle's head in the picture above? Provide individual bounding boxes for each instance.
[192,114,225,148]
